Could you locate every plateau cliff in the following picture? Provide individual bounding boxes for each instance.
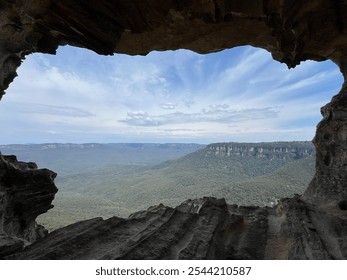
[205,142,314,160]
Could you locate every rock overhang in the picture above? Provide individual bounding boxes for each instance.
[1,0,347,99]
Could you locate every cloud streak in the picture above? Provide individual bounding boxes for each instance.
[0,45,343,144]
[120,107,279,126]
[160,102,177,110]
[11,102,95,118]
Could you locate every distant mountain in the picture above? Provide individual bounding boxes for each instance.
[154,141,315,179]
[0,143,205,175]
[30,141,315,231]
[205,141,314,159]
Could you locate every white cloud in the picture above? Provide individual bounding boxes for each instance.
[10,102,95,118]
[160,103,177,110]
[209,104,229,109]
[121,107,279,126]
[0,45,343,144]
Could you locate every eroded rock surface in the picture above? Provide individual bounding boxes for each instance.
[0,154,57,257]
[303,79,347,206]
[0,0,347,259]
[5,197,272,259]
[7,197,347,260]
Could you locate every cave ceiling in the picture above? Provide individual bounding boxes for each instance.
[0,0,347,99]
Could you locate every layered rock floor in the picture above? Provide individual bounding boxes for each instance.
[6,196,347,260]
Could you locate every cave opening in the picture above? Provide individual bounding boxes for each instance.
[1,0,347,261]
[0,45,343,231]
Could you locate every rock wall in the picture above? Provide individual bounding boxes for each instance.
[0,154,57,257]
[0,0,347,259]
[303,70,347,206]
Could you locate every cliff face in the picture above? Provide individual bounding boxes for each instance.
[303,82,347,205]
[205,142,315,160]
[0,0,347,259]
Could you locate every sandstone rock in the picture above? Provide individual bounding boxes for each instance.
[0,0,347,259]
[303,81,347,206]
[0,234,24,258]
[7,197,255,259]
[7,196,347,260]
[0,1,346,206]
[0,154,57,255]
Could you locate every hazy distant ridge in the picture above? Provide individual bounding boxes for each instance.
[0,143,205,175]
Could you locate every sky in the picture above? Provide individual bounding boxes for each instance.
[0,46,343,144]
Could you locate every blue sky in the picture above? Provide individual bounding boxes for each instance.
[0,46,343,144]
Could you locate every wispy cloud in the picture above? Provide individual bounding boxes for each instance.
[11,102,94,118]
[120,107,279,126]
[0,45,343,144]
[160,103,177,110]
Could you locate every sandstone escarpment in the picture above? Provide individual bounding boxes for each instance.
[206,142,315,160]
[0,154,57,257]
[0,0,347,259]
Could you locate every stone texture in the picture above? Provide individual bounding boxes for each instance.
[0,154,57,255]
[7,196,347,260]
[303,78,347,206]
[0,234,24,258]
[5,197,272,259]
[0,0,347,259]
